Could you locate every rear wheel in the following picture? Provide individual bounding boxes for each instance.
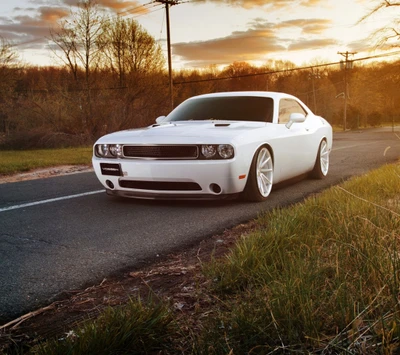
[243,146,273,202]
[310,139,329,179]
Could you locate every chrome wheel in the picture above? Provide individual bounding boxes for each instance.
[256,147,273,197]
[311,139,329,179]
[319,140,329,176]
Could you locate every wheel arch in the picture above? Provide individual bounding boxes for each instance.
[245,142,274,179]
[255,142,274,163]
[317,135,328,154]
[242,142,275,202]
[310,136,330,179]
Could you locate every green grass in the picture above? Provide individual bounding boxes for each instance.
[9,163,400,354]
[31,298,177,355]
[199,163,400,353]
[0,148,92,175]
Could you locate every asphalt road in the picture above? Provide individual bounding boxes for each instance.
[0,128,399,323]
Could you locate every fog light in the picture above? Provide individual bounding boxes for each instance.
[210,183,222,194]
[106,180,114,189]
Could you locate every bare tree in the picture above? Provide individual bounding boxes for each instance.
[359,1,400,48]
[51,0,106,85]
[0,36,17,67]
[0,36,19,135]
[100,17,165,87]
[0,36,18,94]
[50,26,80,81]
[50,0,107,135]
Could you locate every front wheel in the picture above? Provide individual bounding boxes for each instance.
[243,146,273,202]
[310,139,329,179]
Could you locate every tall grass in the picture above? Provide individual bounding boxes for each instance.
[0,148,92,175]
[200,163,400,353]
[31,298,177,355]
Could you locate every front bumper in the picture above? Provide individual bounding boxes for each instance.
[92,157,248,200]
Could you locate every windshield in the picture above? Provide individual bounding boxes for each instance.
[166,96,274,123]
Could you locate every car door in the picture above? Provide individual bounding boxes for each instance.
[271,98,316,182]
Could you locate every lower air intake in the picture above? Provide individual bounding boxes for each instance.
[119,180,202,191]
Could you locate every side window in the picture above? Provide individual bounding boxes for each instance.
[278,99,307,124]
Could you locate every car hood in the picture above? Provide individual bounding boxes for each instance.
[96,121,268,144]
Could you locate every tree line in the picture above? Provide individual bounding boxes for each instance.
[0,0,399,149]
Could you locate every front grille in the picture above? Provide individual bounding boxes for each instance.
[119,180,202,191]
[123,145,198,159]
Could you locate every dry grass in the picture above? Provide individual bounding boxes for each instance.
[0,148,92,175]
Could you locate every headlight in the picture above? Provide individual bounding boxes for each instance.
[96,144,110,157]
[218,144,234,159]
[109,144,123,157]
[201,144,234,159]
[95,144,123,158]
[201,145,217,159]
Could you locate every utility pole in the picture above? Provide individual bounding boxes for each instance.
[155,0,180,110]
[338,51,356,131]
[308,68,320,113]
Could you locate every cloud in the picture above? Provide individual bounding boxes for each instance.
[172,22,286,66]
[0,0,146,52]
[300,0,323,6]
[94,0,144,11]
[278,19,332,35]
[200,0,280,9]
[287,38,338,51]
[61,0,147,14]
[38,7,70,24]
[0,6,68,48]
[173,18,338,67]
[199,0,324,10]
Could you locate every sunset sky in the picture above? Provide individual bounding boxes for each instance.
[0,0,398,68]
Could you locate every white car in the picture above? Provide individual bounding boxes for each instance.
[92,91,332,202]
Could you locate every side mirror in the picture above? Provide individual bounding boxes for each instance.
[286,113,306,129]
[155,116,167,124]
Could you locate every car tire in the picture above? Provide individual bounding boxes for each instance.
[243,146,273,202]
[310,139,329,179]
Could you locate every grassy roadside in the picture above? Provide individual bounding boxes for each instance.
[19,162,399,354]
[0,148,92,175]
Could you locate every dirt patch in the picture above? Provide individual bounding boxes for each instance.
[0,221,257,352]
[0,165,93,184]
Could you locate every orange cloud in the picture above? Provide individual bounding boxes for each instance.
[278,19,332,35]
[96,0,144,11]
[201,0,323,10]
[39,7,69,24]
[173,24,285,66]
[288,38,337,51]
[62,0,148,14]
[172,18,338,67]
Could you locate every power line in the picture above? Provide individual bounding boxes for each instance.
[14,52,400,94]
[173,51,400,85]
[116,1,155,16]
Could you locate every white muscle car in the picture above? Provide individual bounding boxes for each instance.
[92,91,332,201]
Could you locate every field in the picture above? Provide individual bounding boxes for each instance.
[0,148,92,176]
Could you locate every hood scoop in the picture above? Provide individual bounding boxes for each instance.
[214,123,230,127]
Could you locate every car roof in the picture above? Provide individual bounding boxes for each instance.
[187,91,297,101]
